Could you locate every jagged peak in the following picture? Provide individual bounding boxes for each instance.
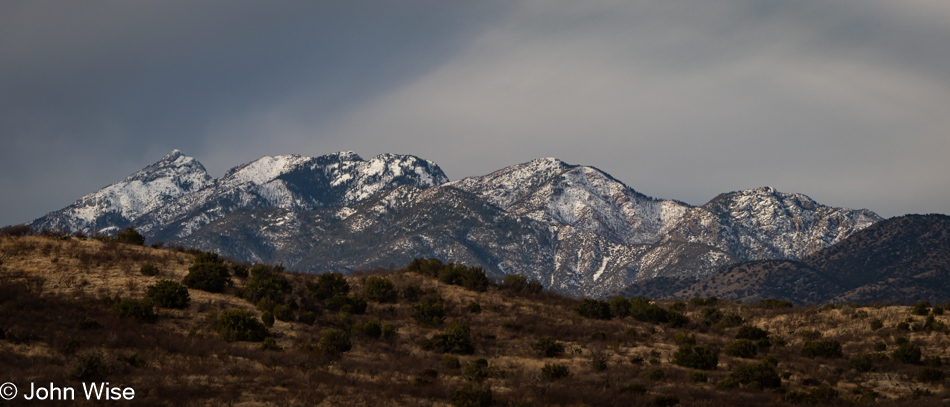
[328,151,363,161]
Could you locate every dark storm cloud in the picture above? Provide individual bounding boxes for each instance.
[2,0,949,227]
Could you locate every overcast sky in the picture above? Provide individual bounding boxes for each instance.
[3,0,950,227]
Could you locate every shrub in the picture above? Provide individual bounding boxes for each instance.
[462,358,489,382]
[892,342,922,364]
[216,310,269,342]
[451,384,492,407]
[917,366,945,383]
[849,353,876,372]
[725,339,759,359]
[411,295,445,326]
[758,299,793,309]
[608,296,631,318]
[802,340,843,358]
[629,297,670,324]
[687,371,708,383]
[261,311,275,327]
[912,301,932,316]
[407,257,444,277]
[870,318,884,331]
[438,263,490,292]
[736,325,769,341]
[326,294,367,314]
[672,343,719,370]
[68,350,113,381]
[317,328,352,358]
[381,323,397,341]
[183,259,231,293]
[231,264,249,278]
[464,301,482,314]
[114,298,157,323]
[576,298,612,319]
[241,264,290,304]
[307,272,350,300]
[260,337,283,352]
[532,336,565,357]
[500,274,528,292]
[362,320,382,338]
[364,276,398,302]
[116,227,145,245]
[298,311,316,325]
[653,395,679,407]
[541,363,570,380]
[641,368,666,381]
[442,355,461,369]
[145,280,190,309]
[729,359,781,388]
[423,321,475,354]
[717,312,744,328]
[139,263,160,276]
[933,305,945,315]
[402,284,424,302]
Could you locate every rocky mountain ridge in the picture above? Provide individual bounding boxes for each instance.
[27,150,882,298]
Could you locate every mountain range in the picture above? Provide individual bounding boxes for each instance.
[26,150,906,300]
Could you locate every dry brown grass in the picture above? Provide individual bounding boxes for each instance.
[2,235,949,406]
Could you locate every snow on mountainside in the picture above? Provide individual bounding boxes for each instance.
[26,151,883,298]
[663,186,882,262]
[29,150,213,233]
[449,158,690,245]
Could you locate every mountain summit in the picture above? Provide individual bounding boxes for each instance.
[28,151,881,298]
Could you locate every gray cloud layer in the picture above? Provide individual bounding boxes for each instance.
[3,0,949,227]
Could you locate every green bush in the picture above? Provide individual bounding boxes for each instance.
[326,294,367,314]
[541,363,570,380]
[736,325,769,341]
[363,276,397,302]
[362,320,382,338]
[381,323,397,341]
[260,337,283,352]
[687,371,708,383]
[422,321,475,354]
[411,295,445,326]
[231,264,249,279]
[892,342,922,364]
[608,296,631,318]
[261,311,275,327]
[298,311,316,325]
[870,318,884,331]
[917,366,945,383]
[68,350,113,381]
[729,359,781,388]
[912,301,932,316]
[724,339,759,359]
[116,227,145,245]
[273,304,293,322]
[114,298,157,323]
[241,264,290,304]
[438,263,490,292]
[451,383,493,407]
[307,272,350,300]
[671,343,719,370]
[849,353,876,372]
[629,297,671,324]
[641,368,666,381]
[145,280,190,309]
[500,274,541,294]
[442,355,461,369]
[758,299,793,309]
[532,336,565,357]
[183,258,231,293]
[653,395,680,407]
[216,310,269,342]
[407,257,444,277]
[462,358,489,382]
[802,340,843,358]
[139,263,160,276]
[317,328,352,358]
[576,298,612,319]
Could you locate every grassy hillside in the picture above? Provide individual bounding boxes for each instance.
[1,234,950,406]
